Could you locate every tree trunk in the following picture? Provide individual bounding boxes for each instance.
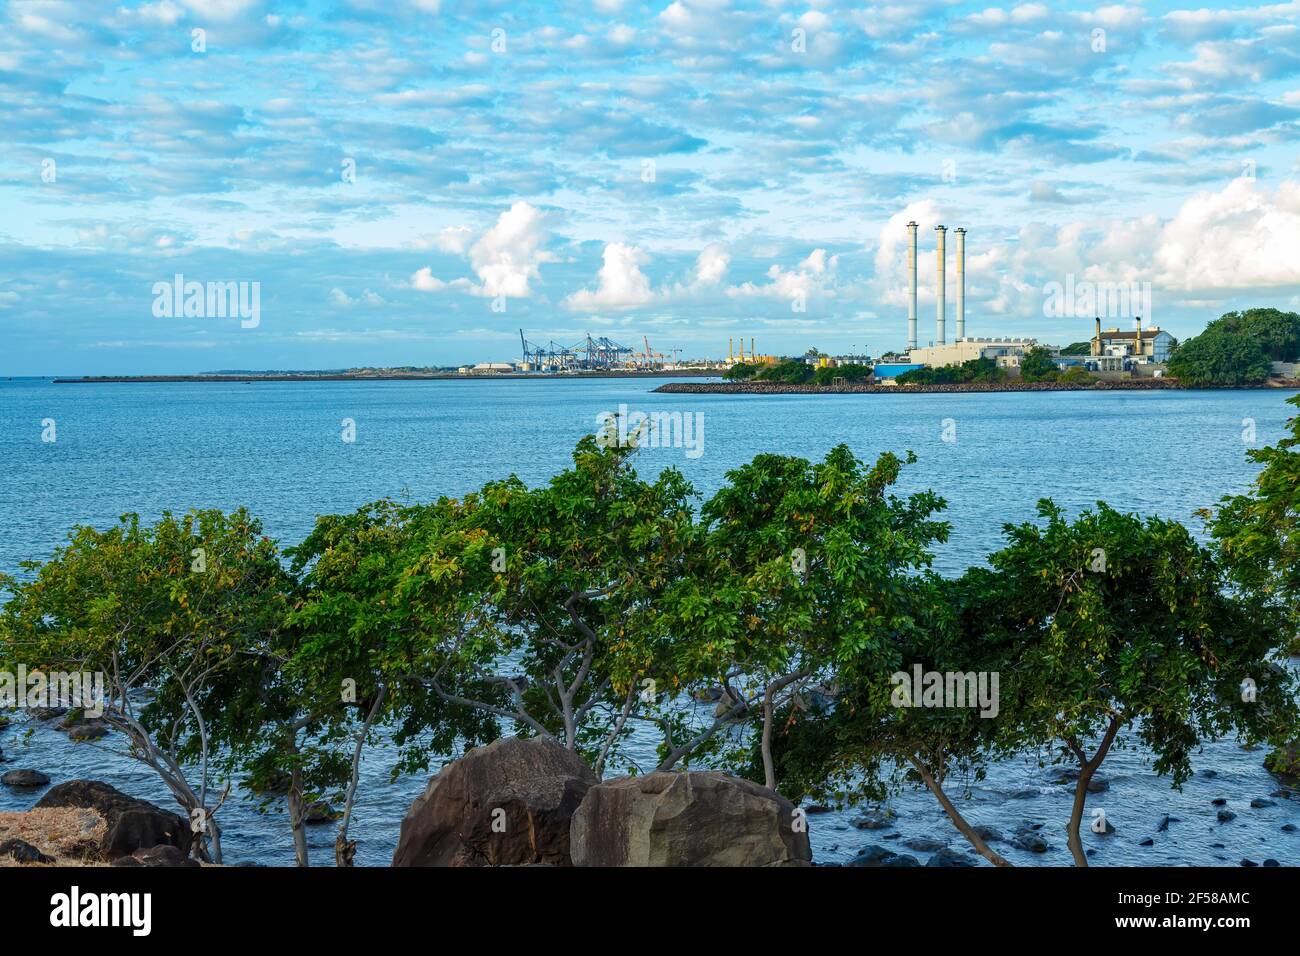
[908,754,1013,867]
[288,765,310,867]
[1065,716,1122,868]
[336,686,386,867]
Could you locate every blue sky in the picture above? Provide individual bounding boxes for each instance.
[2,0,1299,374]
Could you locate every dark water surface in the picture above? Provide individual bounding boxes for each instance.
[2,376,1297,866]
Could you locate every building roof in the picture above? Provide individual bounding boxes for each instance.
[1099,329,1165,340]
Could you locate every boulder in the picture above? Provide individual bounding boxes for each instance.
[36,780,192,859]
[303,801,339,824]
[0,837,55,864]
[926,847,976,867]
[1216,809,1237,823]
[393,736,597,867]
[111,845,200,868]
[847,845,919,867]
[570,771,811,867]
[2,769,50,788]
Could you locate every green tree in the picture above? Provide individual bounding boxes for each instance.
[723,362,759,381]
[0,510,291,863]
[986,501,1299,865]
[660,445,949,792]
[1168,328,1271,386]
[1208,308,1300,362]
[1019,346,1059,382]
[755,360,814,384]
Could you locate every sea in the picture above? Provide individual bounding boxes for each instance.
[1,375,1297,866]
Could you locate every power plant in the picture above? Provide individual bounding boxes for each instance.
[906,221,918,351]
[935,224,947,346]
[902,221,968,351]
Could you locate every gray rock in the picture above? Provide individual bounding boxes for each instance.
[1240,858,1258,867]
[2,769,50,788]
[971,825,1004,843]
[570,770,811,867]
[303,801,339,824]
[1211,797,1227,806]
[1156,815,1179,832]
[1282,824,1297,833]
[902,836,948,853]
[1010,825,1049,852]
[394,736,597,867]
[847,845,920,867]
[1249,798,1275,809]
[1139,838,1154,846]
[66,720,109,742]
[1263,859,1280,867]
[1217,809,1237,823]
[111,845,200,868]
[36,780,192,859]
[0,838,54,864]
[926,847,976,867]
[851,811,895,831]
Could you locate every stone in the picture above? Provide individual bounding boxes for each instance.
[35,780,192,859]
[303,801,339,824]
[1282,824,1298,833]
[971,825,1004,843]
[926,847,976,867]
[2,769,50,788]
[26,707,65,721]
[851,810,895,830]
[66,721,109,742]
[393,736,597,867]
[111,845,200,868]
[847,845,920,867]
[0,837,55,864]
[1010,825,1049,853]
[1216,809,1237,823]
[902,836,948,853]
[1249,798,1275,809]
[1156,815,1179,832]
[1263,859,1280,867]
[1211,797,1227,806]
[1139,838,1154,846]
[570,771,811,867]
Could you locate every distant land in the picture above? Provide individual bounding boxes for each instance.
[53,369,720,384]
[654,379,1300,395]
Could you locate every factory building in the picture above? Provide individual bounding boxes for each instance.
[1088,317,1174,364]
[908,337,1041,369]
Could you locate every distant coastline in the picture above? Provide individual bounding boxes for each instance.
[653,379,1300,395]
[51,369,720,384]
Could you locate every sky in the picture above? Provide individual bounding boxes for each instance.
[2,0,1300,374]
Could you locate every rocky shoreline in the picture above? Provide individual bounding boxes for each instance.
[654,379,1300,395]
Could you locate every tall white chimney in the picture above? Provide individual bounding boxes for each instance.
[906,221,918,352]
[954,227,966,341]
[935,225,947,346]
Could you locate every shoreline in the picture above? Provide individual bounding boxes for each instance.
[653,379,1300,395]
[49,369,719,384]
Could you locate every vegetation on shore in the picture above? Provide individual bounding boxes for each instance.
[3,401,1299,867]
[1168,308,1300,386]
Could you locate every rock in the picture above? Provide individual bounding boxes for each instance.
[570,771,811,867]
[1211,797,1227,806]
[927,847,976,867]
[1054,769,1108,793]
[66,721,109,742]
[803,804,833,815]
[1009,825,1049,853]
[26,707,65,721]
[2,769,50,788]
[1093,819,1117,835]
[1217,809,1237,823]
[1270,789,1298,800]
[847,845,920,867]
[393,736,597,867]
[851,810,895,830]
[1139,838,1154,846]
[1201,769,1219,778]
[111,845,200,868]
[1249,798,1275,809]
[1282,824,1297,833]
[1241,858,1258,867]
[0,746,5,763]
[1008,789,1039,800]
[303,801,339,824]
[1263,859,1280,867]
[882,832,900,840]
[0,837,55,864]
[902,836,948,853]
[1156,815,1180,832]
[1264,741,1299,782]
[971,825,1003,843]
[35,780,192,859]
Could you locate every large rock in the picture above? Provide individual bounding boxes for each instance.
[1,769,49,788]
[392,736,597,867]
[570,771,812,867]
[35,780,192,859]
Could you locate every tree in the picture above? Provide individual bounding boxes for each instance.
[1019,346,1059,382]
[723,362,758,381]
[985,501,1299,865]
[659,445,950,793]
[406,429,699,776]
[1167,328,1271,386]
[755,360,814,384]
[1204,392,1300,653]
[1207,308,1300,363]
[811,363,872,385]
[1058,365,1094,385]
[0,510,291,863]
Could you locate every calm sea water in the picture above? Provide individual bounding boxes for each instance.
[2,376,1298,866]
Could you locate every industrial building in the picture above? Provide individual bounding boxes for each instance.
[1088,317,1174,364]
[908,337,1040,369]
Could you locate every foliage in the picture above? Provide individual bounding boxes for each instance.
[754,360,814,384]
[1206,308,1300,363]
[1018,346,1059,382]
[811,363,872,386]
[723,362,759,381]
[895,357,1005,386]
[1058,365,1094,385]
[1168,327,1272,386]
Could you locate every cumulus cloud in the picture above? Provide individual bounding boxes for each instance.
[469,201,553,298]
[566,242,655,311]
[728,248,840,304]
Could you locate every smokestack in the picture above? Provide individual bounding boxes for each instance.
[729,338,733,363]
[954,227,966,340]
[906,221,918,352]
[1134,315,1142,362]
[1093,316,1102,357]
[935,225,947,346]
[751,338,755,361]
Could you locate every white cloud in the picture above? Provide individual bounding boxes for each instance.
[469,201,553,298]
[694,243,730,285]
[566,242,654,311]
[727,248,840,303]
